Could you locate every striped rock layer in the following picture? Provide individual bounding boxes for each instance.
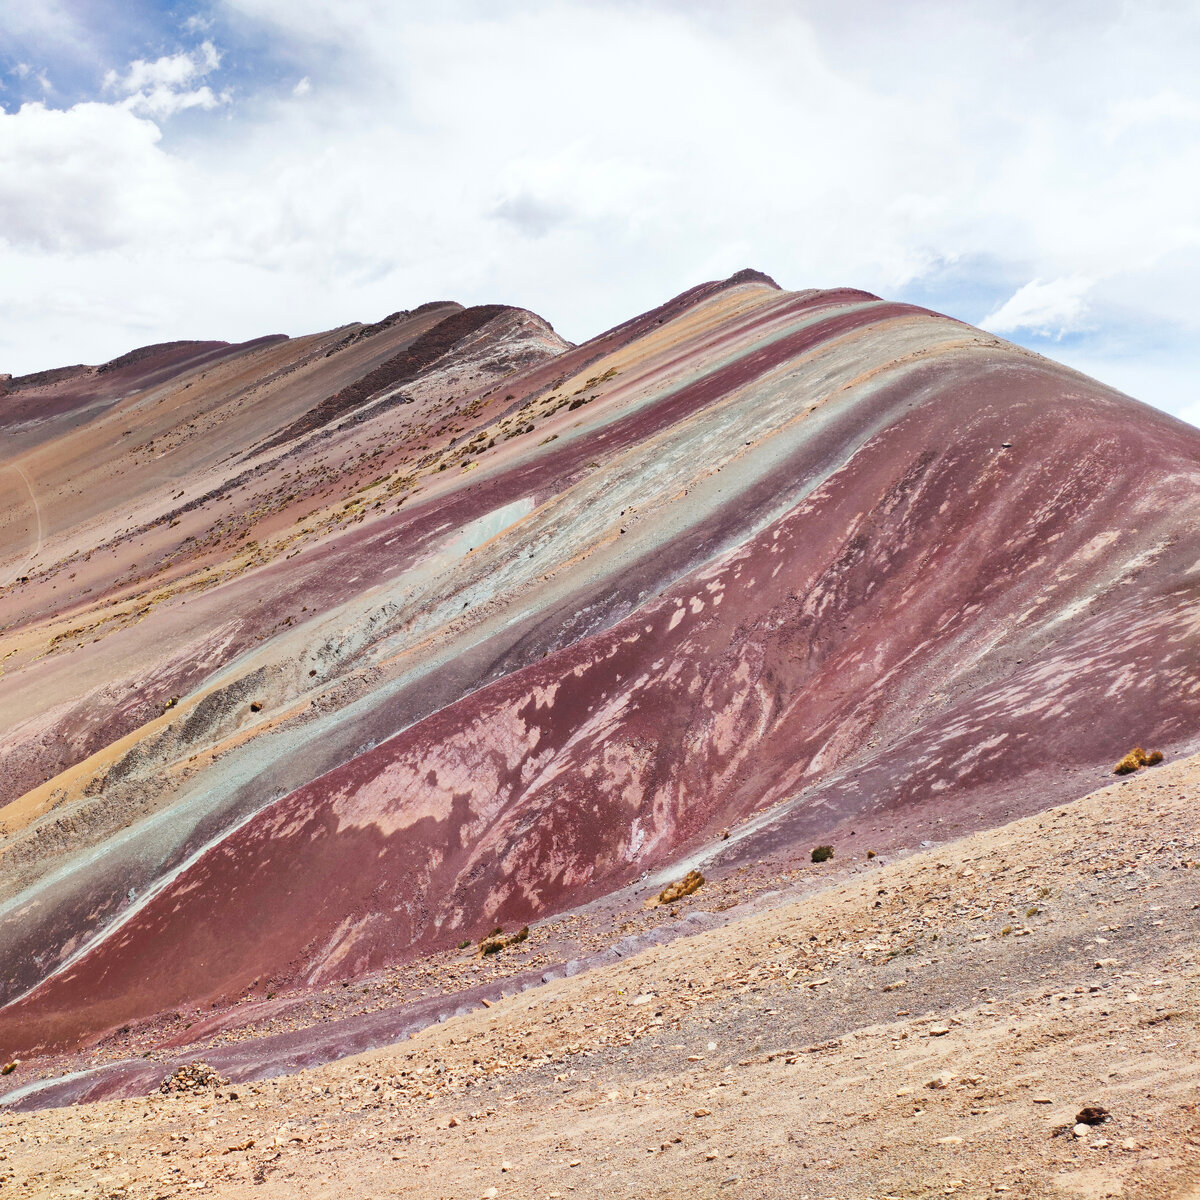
[2,270,1199,1058]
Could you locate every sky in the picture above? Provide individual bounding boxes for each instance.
[1,1,1198,426]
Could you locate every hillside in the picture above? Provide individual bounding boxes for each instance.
[3,752,1198,1197]
[1,270,1199,1129]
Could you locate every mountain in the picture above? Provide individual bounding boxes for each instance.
[2,270,1198,1080]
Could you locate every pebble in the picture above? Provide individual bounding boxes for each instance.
[928,1025,950,1037]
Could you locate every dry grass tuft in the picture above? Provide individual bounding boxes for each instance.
[652,869,705,907]
[478,925,530,957]
[1114,747,1164,775]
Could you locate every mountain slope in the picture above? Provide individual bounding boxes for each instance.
[1,271,1198,1065]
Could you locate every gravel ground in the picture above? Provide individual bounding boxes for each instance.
[3,753,1199,1199]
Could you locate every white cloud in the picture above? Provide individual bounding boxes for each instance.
[983,277,1094,340]
[0,2,1198,427]
[0,101,181,252]
[1108,90,1200,139]
[103,41,227,118]
[12,63,53,94]
[0,2,91,61]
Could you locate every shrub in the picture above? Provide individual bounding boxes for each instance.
[477,926,530,956]
[1113,747,1164,775]
[811,845,834,863]
[654,869,705,906]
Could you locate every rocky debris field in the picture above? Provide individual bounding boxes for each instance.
[3,751,1198,1199]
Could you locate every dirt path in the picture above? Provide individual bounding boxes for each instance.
[0,462,42,587]
[3,755,1200,1198]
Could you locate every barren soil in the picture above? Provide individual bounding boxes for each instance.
[4,752,1198,1199]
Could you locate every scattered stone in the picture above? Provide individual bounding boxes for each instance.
[928,1024,950,1037]
[926,1071,955,1089]
[158,1062,229,1096]
[1075,1105,1110,1125]
[694,1108,712,1118]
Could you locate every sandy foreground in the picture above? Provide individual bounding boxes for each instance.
[3,753,1199,1200]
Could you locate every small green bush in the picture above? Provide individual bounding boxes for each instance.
[811,845,834,863]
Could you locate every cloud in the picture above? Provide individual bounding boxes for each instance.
[0,100,180,252]
[0,2,1198,428]
[12,63,53,94]
[103,41,227,118]
[983,277,1094,340]
[1108,90,1200,139]
[491,194,570,239]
